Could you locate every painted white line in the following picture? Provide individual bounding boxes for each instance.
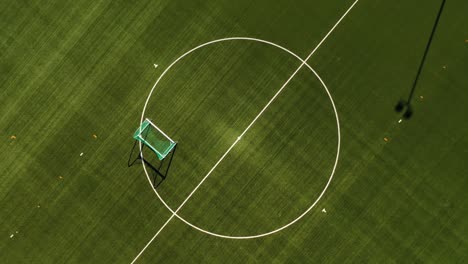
[306,0,360,60]
[144,43,339,239]
[241,0,359,139]
[132,1,358,262]
[130,214,175,264]
[214,3,355,150]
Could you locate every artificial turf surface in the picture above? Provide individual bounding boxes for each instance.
[1,0,467,263]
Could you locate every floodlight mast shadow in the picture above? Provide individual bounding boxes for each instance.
[396,0,446,119]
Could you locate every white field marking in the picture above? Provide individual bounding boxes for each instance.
[132,1,358,262]
[143,42,338,239]
[154,64,158,68]
[237,0,360,139]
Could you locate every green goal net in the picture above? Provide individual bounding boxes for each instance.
[133,119,176,160]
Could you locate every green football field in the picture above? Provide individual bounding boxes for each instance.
[1,0,467,263]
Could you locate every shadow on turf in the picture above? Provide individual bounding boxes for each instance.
[128,140,167,189]
[394,99,413,120]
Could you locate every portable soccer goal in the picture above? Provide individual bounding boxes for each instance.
[133,119,177,160]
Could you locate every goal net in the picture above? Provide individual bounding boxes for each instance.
[133,119,176,160]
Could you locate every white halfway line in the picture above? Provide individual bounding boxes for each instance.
[131,1,359,263]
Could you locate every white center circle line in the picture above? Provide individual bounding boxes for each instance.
[139,37,341,239]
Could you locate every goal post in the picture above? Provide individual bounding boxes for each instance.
[133,119,176,160]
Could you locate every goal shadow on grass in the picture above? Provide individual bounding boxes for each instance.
[128,140,177,189]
